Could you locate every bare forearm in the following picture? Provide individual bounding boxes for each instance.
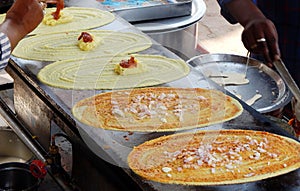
[0,19,27,50]
[0,0,44,50]
[223,0,266,27]
[219,0,280,65]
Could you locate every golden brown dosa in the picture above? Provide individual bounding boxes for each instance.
[71,87,243,132]
[128,129,300,185]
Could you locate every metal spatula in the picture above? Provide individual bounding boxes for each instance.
[273,59,300,102]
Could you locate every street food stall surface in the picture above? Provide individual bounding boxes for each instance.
[0,0,299,190]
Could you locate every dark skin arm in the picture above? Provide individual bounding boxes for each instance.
[222,1,300,122]
[222,0,280,66]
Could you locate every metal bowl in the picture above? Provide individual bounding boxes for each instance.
[0,162,40,191]
[187,53,292,113]
[0,127,34,163]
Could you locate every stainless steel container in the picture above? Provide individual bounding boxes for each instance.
[0,127,34,163]
[0,162,40,191]
[134,0,207,60]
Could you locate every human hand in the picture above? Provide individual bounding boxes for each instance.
[6,0,45,35]
[241,18,281,67]
[0,0,45,49]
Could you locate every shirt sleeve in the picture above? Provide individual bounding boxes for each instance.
[218,0,234,4]
[217,0,238,24]
[218,0,258,24]
[0,32,11,70]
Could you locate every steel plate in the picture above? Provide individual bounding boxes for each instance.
[187,53,292,113]
[99,0,192,22]
[133,0,206,33]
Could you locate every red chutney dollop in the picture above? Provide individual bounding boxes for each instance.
[78,32,94,43]
[51,0,64,20]
[120,56,137,68]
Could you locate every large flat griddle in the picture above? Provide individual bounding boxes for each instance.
[5,2,300,191]
[8,53,300,190]
[98,0,192,22]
